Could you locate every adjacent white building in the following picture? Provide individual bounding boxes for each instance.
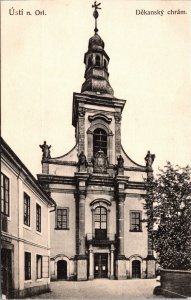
[1,138,56,298]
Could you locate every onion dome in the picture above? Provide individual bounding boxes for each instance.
[88,33,105,51]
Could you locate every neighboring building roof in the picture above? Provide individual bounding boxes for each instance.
[1,137,56,207]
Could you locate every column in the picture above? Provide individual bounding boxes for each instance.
[110,245,115,279]
[88,245,94,280]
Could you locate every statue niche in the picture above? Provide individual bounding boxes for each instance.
[92,149,109,174]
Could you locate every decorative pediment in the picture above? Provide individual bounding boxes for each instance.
[88,113,112,124]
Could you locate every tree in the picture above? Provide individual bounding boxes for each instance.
[145,162,191,270]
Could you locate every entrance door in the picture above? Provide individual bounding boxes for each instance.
[57,260,67,280]
[94,253,108,278]
[1,248,12,296]
[132,260,141,278]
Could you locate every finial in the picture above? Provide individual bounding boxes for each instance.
[92,1,101,33]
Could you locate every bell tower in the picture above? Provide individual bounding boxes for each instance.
[72,2,126,167]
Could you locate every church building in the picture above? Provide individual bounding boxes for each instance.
[37,3,156,281]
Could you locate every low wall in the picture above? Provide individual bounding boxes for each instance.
[9,284,51,299]
[154,269,191,298]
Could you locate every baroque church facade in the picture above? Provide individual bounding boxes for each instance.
[38,4,156,281]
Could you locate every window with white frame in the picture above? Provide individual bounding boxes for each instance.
[56,208,69,230]
[24,193,30,226]
[1,173,9,216]
[25,252,31,280]
[130,211,142,232]
[36,204,41,232]
[36,255,42,279]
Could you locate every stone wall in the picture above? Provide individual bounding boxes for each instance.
[154,269,191,298]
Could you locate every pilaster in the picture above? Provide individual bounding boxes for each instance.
[115,175,129,280]
[78,107,86,154]
[114,111,122,160]
[75,172,89,281]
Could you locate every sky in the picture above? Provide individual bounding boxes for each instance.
[2,0,191,177]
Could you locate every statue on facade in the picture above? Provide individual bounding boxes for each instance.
[117,155,124,168]
[39,141,51,159]
[78,151,88,171]
[92,149,108,174]
[145,151,155,168]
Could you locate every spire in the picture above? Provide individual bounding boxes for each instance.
[81,2,114,97]
[92,1,101,34]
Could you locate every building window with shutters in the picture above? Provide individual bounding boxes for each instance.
[130,211,142,232]
[1,173,9,216]
[36,204,41,232]
[25,252,31,280]
[24,193,30,227]
[36,255,42,279]
[56,208,69,230]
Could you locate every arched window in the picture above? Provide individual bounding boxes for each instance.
[93,128,107,156]
[132,260,141,278]
[95,55,101,66]
[94,206,107,239]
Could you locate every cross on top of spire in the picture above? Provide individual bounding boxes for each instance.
[92,1,101,33]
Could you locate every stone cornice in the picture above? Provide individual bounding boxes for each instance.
[42,159,77,166]
[72,92,126,127]
[37,174,76,185]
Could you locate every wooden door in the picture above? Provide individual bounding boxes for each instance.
[94,253,108,278]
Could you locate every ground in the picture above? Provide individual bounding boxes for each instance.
[31,279,163,299]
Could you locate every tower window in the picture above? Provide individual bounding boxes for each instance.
[95,55,101,66]
[87,56,92,68]
[104,59,107,69]
[93,128,107,156]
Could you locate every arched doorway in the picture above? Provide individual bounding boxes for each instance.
[57,260,67,280]
[132,260,141,278]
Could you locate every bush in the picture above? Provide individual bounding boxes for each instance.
[145,162,191,270]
